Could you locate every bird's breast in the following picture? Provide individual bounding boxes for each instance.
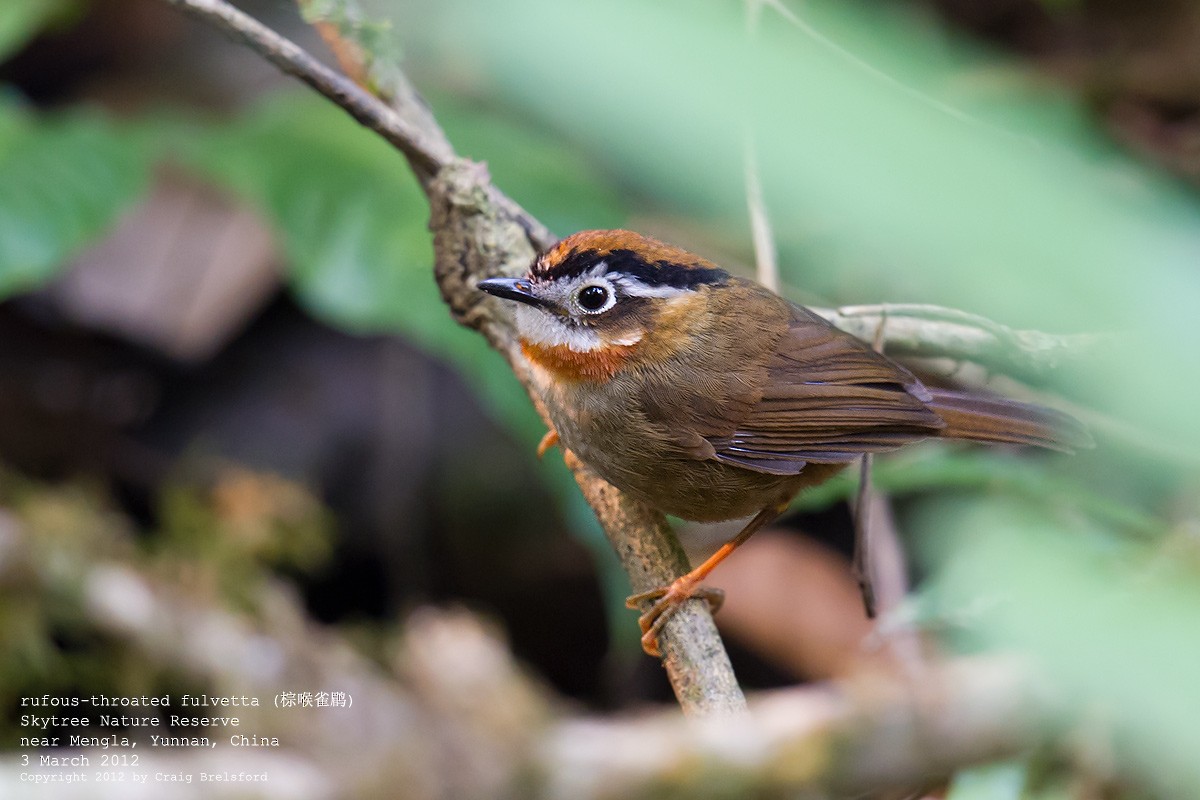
[520,339,639,383]
[533,364,821,523]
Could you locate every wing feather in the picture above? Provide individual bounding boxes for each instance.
[708,305,943,473]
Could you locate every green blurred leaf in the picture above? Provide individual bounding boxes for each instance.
[0,105,153,298]
[0,0,80,62]
[187,92,435,332]
[792,445,1160,539]
[0,99,31,152]
[947,761,1028,800]
[921,498,1200,798]
[184,93,554,443]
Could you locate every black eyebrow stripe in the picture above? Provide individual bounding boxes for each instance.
[537,247,729,289]
[608,249,730,289]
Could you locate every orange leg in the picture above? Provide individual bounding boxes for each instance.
[536,429,560,459]
[625,500,791,657]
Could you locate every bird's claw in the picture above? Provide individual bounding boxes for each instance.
[536,429,560,459]
[625,580,725,657]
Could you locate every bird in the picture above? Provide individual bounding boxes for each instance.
[478,229,1089,656]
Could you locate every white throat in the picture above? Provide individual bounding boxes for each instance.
[513,305,644,352]
[514,304,604,352]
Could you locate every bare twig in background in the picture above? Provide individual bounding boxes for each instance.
[858,490,928,678]
[813,303,1103,384]
[744,137,780,292]
[861,492,908,616]
[853,453,879,616]
[742,2,779,292]
[756,0,1038,146]
[161,0,745,715]
[851,315,888,619]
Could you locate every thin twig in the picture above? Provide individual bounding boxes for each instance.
[744,137,780,292]
[757,0,1041,147]
[812,303,1103,384]
[853,454,877,616]
[851,311,891,618]
[742,2,779,292]
[859,489,927,678]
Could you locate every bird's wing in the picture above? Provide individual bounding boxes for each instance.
[707,305,945,475]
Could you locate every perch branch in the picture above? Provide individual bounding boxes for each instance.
[162,0,744,715]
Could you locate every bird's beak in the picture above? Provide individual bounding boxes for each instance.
[477,276,547,308]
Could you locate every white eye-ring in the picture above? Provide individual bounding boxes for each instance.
[573,280,616,314]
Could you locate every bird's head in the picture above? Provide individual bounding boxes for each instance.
[478,230,730,381]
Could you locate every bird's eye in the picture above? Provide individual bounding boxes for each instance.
[575,283,614,314]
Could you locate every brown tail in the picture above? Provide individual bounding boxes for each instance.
[925,388,1093,453]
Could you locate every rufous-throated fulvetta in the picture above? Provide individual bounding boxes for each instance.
[479,229,1088,656]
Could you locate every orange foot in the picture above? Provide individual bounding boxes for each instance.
[536,429,560,459]
[625,578,725,658]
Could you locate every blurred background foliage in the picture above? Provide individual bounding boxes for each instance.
[0,0,1199,796]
